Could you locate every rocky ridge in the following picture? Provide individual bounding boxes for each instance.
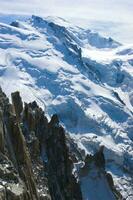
[0,87,122,199]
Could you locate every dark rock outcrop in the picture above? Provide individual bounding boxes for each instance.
[11,91,23,121]
[0,88,122,200]
[0,110,4,153]
[46,120,82,200]
[0,89,82,200]
[0,89,47,199]
[10,21,19,28]
[94,145,105,169]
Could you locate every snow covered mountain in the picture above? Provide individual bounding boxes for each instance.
[0,15,133,199]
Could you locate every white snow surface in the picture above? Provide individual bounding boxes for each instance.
[0,15,133,199]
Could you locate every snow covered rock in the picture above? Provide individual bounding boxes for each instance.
[0,15,133,199]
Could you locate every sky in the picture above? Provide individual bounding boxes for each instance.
[0,0,133,44]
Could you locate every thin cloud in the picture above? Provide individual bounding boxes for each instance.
[0,0,132,44]
[0,0,132,22]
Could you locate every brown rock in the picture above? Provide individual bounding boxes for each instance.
[11,91,23,121]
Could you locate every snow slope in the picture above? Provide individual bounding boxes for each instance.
[0,15,133,199]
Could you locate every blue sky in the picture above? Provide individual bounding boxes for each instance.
[0,0,133,44]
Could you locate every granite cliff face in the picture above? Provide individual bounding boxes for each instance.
[0,88,122,199]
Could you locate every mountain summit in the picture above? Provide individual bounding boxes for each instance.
[0,15,133,199]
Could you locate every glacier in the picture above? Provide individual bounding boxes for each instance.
[0,15,133,199]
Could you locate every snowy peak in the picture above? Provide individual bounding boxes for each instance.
[0,15,133,199]
[28,15,121,49]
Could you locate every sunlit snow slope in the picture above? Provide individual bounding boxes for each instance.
[0,16,133,199]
